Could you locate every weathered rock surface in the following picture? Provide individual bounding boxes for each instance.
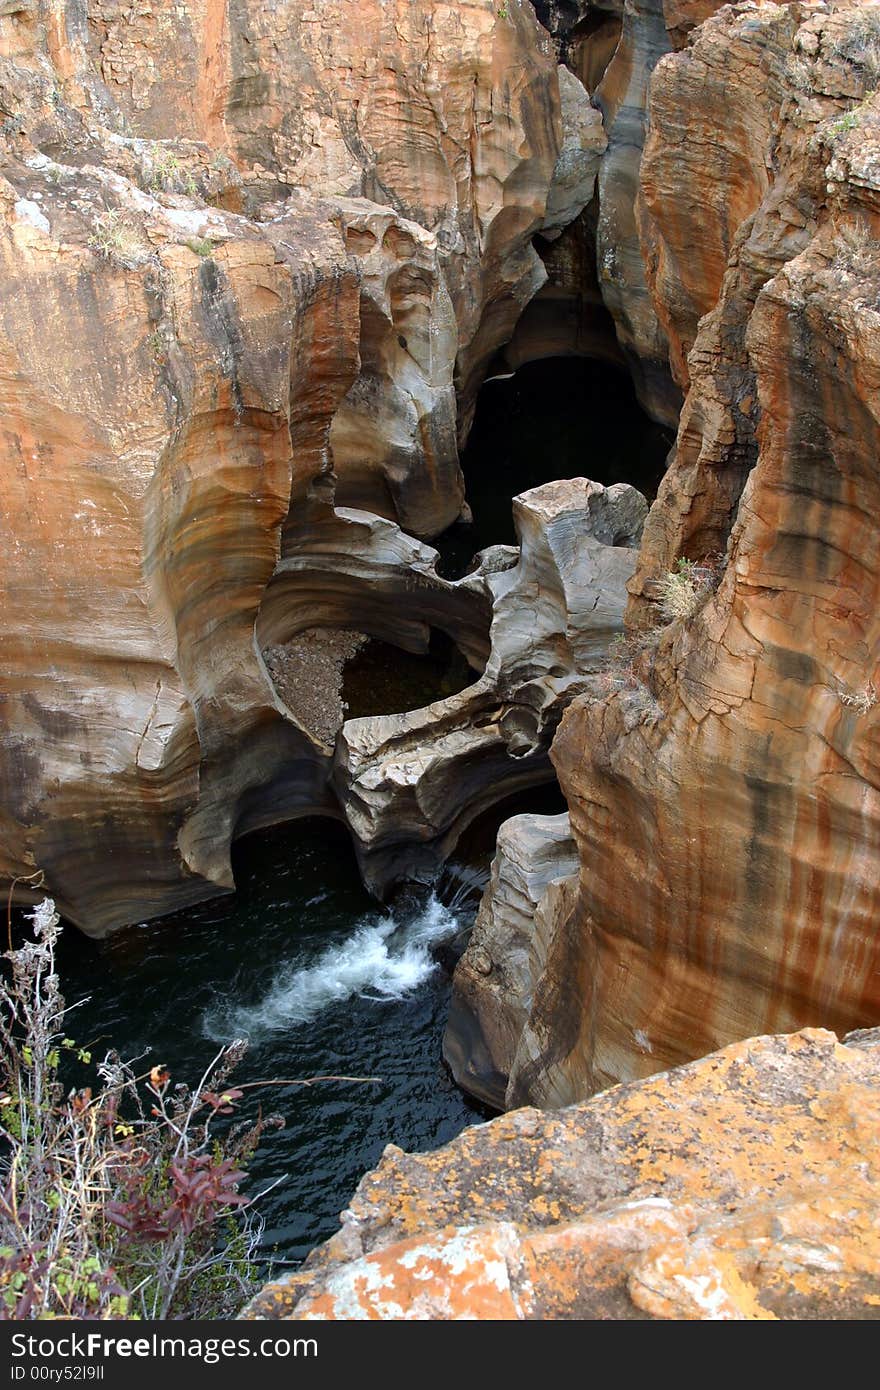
[516,3,880,1104]
[318,197,464,538]
[244,1027,880,1319]
[0,165,359,931]
[83,0,569,448]
[594,0,683,426]
[444,811,578,1108]
[529,0,727,425]
[334,478,647,892]
[541,66,607,240]
[0,0,590,931]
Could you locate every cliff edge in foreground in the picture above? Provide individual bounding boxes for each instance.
[244,1026,880,1320]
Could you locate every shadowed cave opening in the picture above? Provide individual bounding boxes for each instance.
[436,356,673,576]
[341,628,475,720]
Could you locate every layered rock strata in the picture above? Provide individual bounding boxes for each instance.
[244,1027,880,1320]
[0,170,360,931]
[493,2,880,1107]
[0,0,594,932]
[443,811,578,1108]
[525,0,728,425]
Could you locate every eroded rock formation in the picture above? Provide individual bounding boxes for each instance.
[474,2,880,1108]
[520,0,728,423]
[334,478,646,892]
[0,0,597,932]
[244,1027,880,1319]
[444,811,578,1107]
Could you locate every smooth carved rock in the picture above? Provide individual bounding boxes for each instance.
[594,0,682,428]
[530,0,728,426]
[631,3,873,612]
[0,161,360,933]
[443,811,578,1109]
[327,198,463,538]
[0,0,585,930]
[333,478,647,892]
[541,66,607,240]
[501,58,620,374]
[81,0,567,450]
[258,507,493,684]
[525,5,880,1104]
[243,1028,880,1319]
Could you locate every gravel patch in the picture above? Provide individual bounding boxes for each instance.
[263,628,368,745]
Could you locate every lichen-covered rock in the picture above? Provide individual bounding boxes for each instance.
[243,1027,880,1319]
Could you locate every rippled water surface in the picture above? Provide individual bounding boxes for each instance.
[55,820,488,1268]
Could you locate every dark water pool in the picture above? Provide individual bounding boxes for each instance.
[41,358,656,1284]
[53,820,489,1271]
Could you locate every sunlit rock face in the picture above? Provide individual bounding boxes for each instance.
[0,1,583,932]
[84,0,567,463]
[244,1027,880,1320]
[0,168,359,931]
[516,2,880,1106]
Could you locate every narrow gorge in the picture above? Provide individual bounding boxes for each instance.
[2,0,880,1321]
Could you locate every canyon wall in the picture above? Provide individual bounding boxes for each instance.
[451,1,880,1108]
[0,0,599,932]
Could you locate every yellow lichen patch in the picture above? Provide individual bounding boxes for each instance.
[243,1029,880,1320]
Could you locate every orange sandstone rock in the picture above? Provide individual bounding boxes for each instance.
[244,1027,880,1320]
[0,0,576,930]
[509,3,880,1105]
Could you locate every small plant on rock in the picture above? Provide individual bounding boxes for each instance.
[87,210,150,270]
[832,216,880,280]
[838,680,877,714]
[827,106,862,140]
[185,235,214,258]
[147,147,198,198]
[830,11,880,90]
[658,556,717,623]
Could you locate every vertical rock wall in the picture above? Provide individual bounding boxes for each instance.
[498,3,880,1107]
[0,0,581,932]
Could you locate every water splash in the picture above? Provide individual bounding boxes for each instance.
[202,895,459,1044]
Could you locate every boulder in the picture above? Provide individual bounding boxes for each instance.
[244,1027,880,1320]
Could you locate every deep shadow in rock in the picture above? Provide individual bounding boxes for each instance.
[341,629,476,720]
[436,357,673,576]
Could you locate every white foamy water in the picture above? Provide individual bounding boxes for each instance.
[202,895,459,1043]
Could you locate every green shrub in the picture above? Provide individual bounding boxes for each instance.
[185,236,214,258]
